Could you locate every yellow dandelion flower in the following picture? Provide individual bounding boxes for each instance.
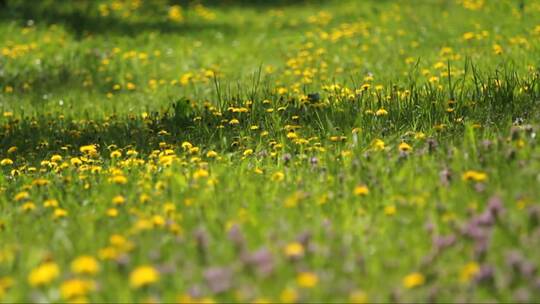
[168,5,184,22]
[32,178,49,186]
[181,142,193,150]
[112,195,126,205]
[152,215,165,227]
[398,142,412,152]
[287,132,298,139]
[193,168,209,179]
[353,185,369,196]
[80,145,97,155]
[206,150,218,158]
[375,108,388,116]
[330,136,341,142]
[384,205,397,216]
[272,171,285,182]
[14,191,30,201]
[22,202,36,212]
[28,262,60,287]
[110,175,128,185]
[371,139,385,151]
[71,256,100,275]
[54,208,68,219]
[462,170,487,182]
[129,265,159,288]
[110,150,122,158]
[159,155,175,166]
[60,279,95,300]
[1,158,13,166]
[284,242,305,258]
[492,44,503,55]
[98,247,119,260]
[280,287,299,303]
[254,167,264,174]
[140,194,151,204]
[460,262,480,283]
[463,32,475,41]
[163,203,176,215]
[0,276,13,297]
[71,157,83,166]
[414,132,426,140]
[110,234,131,249]
[297,272,318,288]
[126,149,138,157]
[50,154,63,162]
[43,199,59,208]
[106,208,118,217]
[403,272,425,289]
[534,25,540,35]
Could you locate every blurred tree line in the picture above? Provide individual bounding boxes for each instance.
[0,0,320,37]
[0,0,318,10]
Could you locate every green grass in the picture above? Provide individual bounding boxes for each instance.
[1,0,540,302]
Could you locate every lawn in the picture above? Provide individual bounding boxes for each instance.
[1,0,540,302]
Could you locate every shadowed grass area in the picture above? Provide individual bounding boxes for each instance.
[2,65,538,163]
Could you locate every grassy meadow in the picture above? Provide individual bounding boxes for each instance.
[1,0,540,302]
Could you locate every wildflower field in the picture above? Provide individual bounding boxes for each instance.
[1,0,540,302]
